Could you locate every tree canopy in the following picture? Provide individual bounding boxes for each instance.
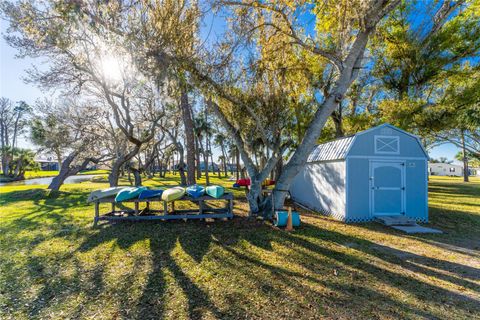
[1,0,479,209]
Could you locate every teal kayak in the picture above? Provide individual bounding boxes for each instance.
[161,187,185,202]
[115,187,147,202]
[186,185,205,198]
[205,185,225,198]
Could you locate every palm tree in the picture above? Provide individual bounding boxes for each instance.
[193,116,203,179]
[226,141,240,180]
[5,147,36,180]
[194,114,214,185]
[214,132,228,177]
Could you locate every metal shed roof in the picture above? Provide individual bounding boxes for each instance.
[305,123,428,163]
[307,135,355,162]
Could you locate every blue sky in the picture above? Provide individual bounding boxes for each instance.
[0,12,461,163]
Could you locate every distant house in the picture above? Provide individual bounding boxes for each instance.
[428,163,463,177]
[34,156,59,171]
[469,167,480,176]
[226,163,239,172]
[170,162,220,172]
[198,162,219,172]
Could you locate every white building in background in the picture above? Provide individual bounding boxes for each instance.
[428,163,463,177]
[34,155,60,171]
[470,167,480,176]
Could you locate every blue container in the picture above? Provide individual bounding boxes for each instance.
[138,189,164,199]
[186,184,205,198]
[274,211,301,227]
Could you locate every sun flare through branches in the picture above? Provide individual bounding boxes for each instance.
[98,54,124,83]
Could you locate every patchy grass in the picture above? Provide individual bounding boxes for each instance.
[0,175,479,319]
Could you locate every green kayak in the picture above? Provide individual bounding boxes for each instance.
[205,185,225,198]
[162,186,185,202]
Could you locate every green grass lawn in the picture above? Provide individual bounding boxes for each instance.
[0,175,479,319]
[24,169,110,179]
[0,170,109,182]
[24,170,60,179]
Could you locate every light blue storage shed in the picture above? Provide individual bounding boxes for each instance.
[290,124,429,223]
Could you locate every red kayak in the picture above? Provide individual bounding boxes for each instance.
[236,178,251,186]
[263,179,275,186]
[235,178,275,187]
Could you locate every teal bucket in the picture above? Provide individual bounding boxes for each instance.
[274,211,301,227]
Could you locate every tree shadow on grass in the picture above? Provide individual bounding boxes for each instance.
[412,208,480,259]
[74,220,480,318]
[311,218,480,286]
[73,221,230,319]
[1,189,88,235]
[2,188,479,319]
[216,240,441,319]
[353,211,480,261]
[268,226,479,316]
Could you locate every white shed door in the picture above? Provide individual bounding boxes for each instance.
[370,161,405,216]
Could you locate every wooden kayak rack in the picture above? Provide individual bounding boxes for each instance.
[92,193,234,226]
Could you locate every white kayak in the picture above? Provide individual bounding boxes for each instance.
[87,187,126,203]
[161,186,185,202]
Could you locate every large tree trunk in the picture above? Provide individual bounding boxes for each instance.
[177,144,187,186]
[242,157,283,216]
[48,152,76,191]
[132,168,142,186]
[108,144,141,187]
[274,156,283,181]
[331,109,344,138]
[209,100,285,216]
[461,130,469,182]
[272,31,371,211]
[246,176,263,214]
[180,87,196,185]
[48,171,70,192]
[109,162,122,187]
[48,152,94,191]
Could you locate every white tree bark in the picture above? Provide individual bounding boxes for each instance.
[272,22,392,210]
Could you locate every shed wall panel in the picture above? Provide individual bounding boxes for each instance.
[290,161,346,220]
[346,158,371,221]
[405,160,428,222]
